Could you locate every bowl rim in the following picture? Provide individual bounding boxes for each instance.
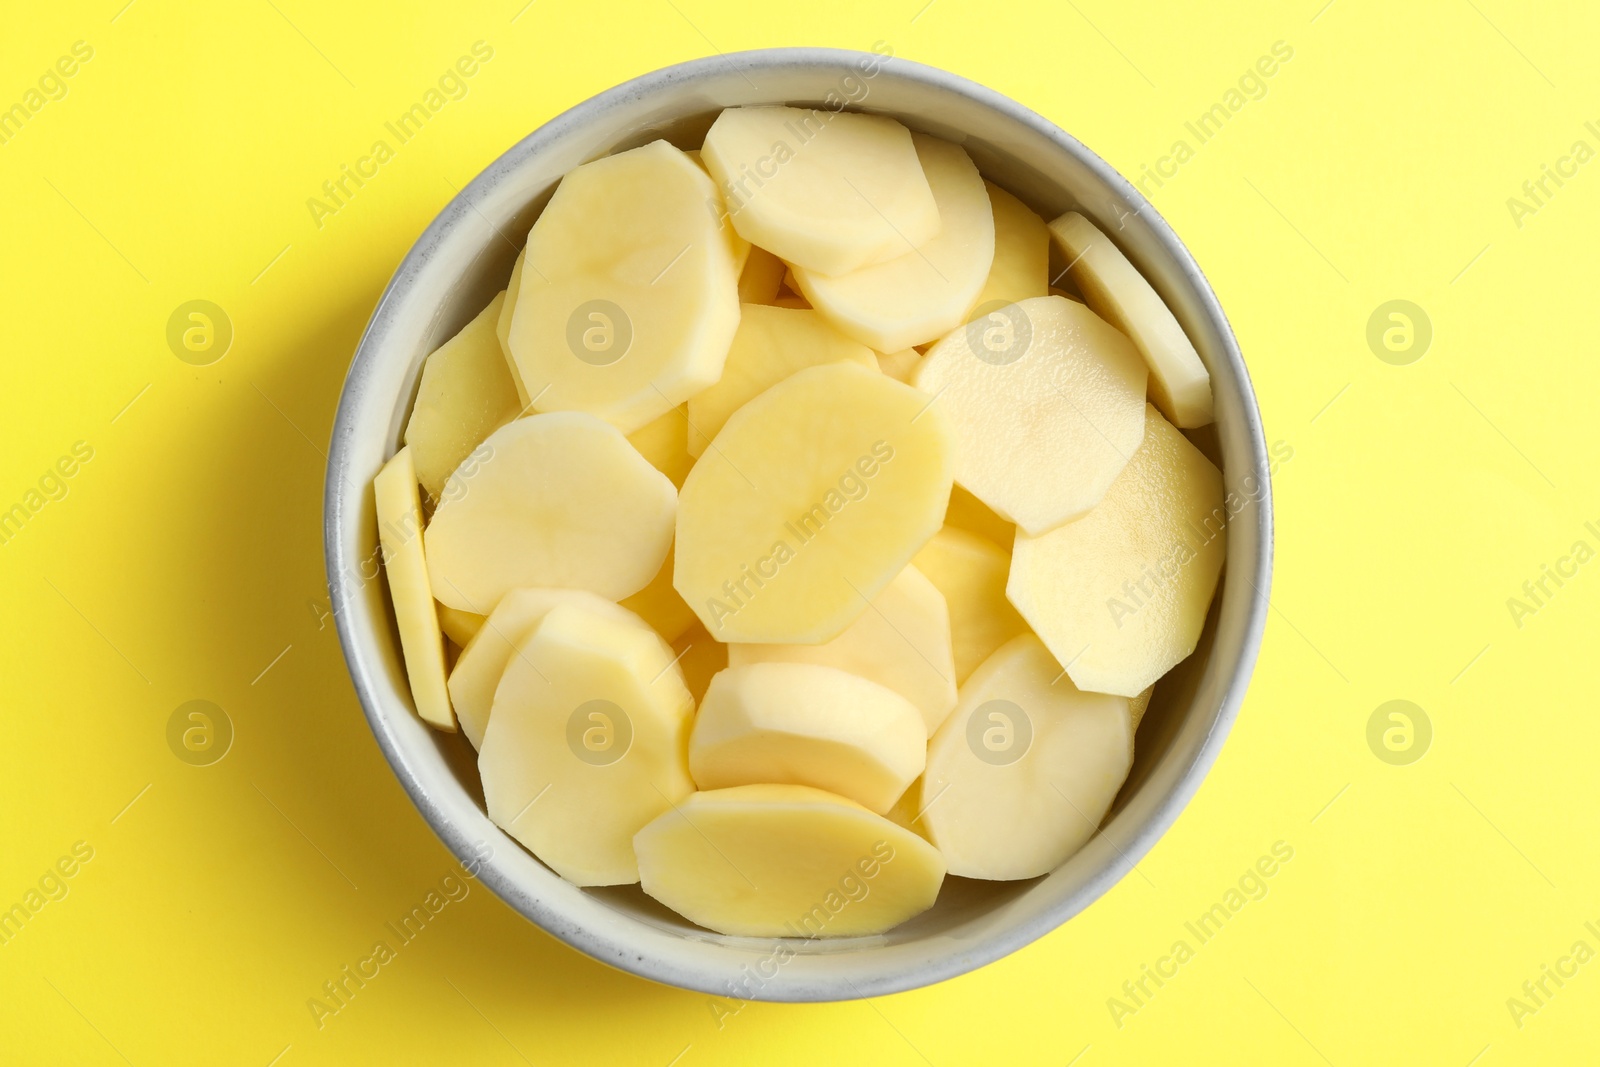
[324,44,1272,1001]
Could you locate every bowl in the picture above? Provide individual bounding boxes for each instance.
[324,46,1272,1002]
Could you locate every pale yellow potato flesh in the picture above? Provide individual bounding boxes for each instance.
[403,293,522,503]
[729,564,957,735]
[480,603,694,886]
[686,303,877,457]
[913,526,1029,683]
[793,135,995,352]
[436,604,486,648]
[626,405,694,489]
[874,347,922,384]
[633,784,946,937]
[448,588,653,749]
[507,140,741,432]
[620,545,698,644]
[426,413,675,611]
[674,361,955,644]
[672,622,726,706]
[737,244,787,305]
[690,663,926,813]
[920,634,1132,879]
[770,294,810,309]
[1008,406,1226,697]
[496,250,531,409]
[1047,211,1213,428]
[1130,686,1154,733]
[685,149,753,275]
[374,447,454,730]
[884,777,932,841]
[944,483,1014,548]
[914,294,1148,536]
[970,181,1048,311]
[702,107,940,276]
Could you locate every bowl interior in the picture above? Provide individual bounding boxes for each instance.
[326,48,1269,1002]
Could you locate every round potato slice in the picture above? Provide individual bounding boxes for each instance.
[425,413,675,612]
[912,526,1029,684]
[1047,211,1213,428]
[495,248,531,410]
[674,361,955,644]
[970,181,1048,311]
[690,663,926,813]
[625,405,694,489]
[913,294,1148,536]
[729,564,957,736]
[920,634,1132,880]
[792,134,995,352]
[702,106,940,277]
[447,588,654,749]
[507,140,740,433]
[374,446,453,730]
[479,603,694,886]
[634,784,946,937]
[1008,406,1225,697]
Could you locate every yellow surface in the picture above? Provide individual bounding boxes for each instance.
[0,1,1595,1064]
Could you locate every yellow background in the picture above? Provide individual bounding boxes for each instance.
[2,0,1596,1063]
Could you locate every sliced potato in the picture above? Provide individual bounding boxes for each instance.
[1008,406,1225,697]
[621,546,698,643]
[944,483,1013,548]
[508,140,740,432]
[730,564,957,736]
[448,588,653,749]
[920,634,1131,879]
[426,413,675,611]
[771,294,810,309]
[437,604,486,648]
[674,361,955,644]
[672,621,726,706]
[702,106,939,276]
[914,294,1147,535]
[496,249,531,409]
[970,181,1048,311]
[633,784,946,937]
[738,244,787,305]
[875,347,922,384]
[690,663,926,813]
[913,526,1029,683]
[884,777,933,841]
[403,293,522,503]
[793,135,995,352]
[1047,211,1213,428]
[1130,686,1154,733]
[374,447,454,730]
[686,304,877,456]
[479,603,694,885]
[626,405,694,489]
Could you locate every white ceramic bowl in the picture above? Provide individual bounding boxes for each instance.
[324,47,1272,1002]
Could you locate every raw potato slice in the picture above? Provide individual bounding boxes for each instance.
[685,150,753,275]
[479,603,694,886]
[1130,686,1154,733]
[403,293,522,503]
[920,634,1132,880]
[448,588,653,749]
[1009,406,1226,697]
[913,527,1029,683]
[970,181,1048,311]
[621,547,698,644]
[738,244,787,304]
[508,140,741,432]
[686,304,877,456]
[885,778,932,841]
[374,447,454,730]
[1048,212,1213,428]
[690,663,926,813]
[793,135,995,352]
[426,413,675,611]
[497,249,532,409]
[702,107,940,276]
[945,484,1014,548]
[437,604,486,648]
[730,565,957,735]
[672,622,726,706]
[875,347,922,384]
[626,406,694,488]
[771,294,810,309]
[633,784,946,937]
[913,295,1147,535]
[674,361,955,644]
